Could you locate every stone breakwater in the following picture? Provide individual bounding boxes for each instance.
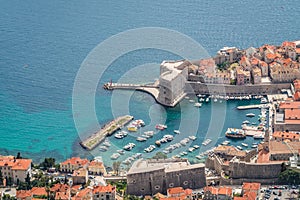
[80,115,133,150]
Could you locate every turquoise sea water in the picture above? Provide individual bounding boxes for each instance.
[0,0,299,165]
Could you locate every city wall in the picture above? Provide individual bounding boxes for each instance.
[205,156,283,185]
[187,82,291,96]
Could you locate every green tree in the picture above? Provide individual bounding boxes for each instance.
[278,169,300,185]
[0,169,3,185]
[112,161,121,175]
[16,152,21,159]
[152,152,167,159]
[25,172,31,189]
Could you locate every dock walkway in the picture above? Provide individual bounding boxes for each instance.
[237,104,270,110]
[80,115,133,150]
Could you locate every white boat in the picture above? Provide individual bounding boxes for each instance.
[144,131,154,137]
[206,98,209,102]
[189,136,197,141]
[174,130,180,134]
[221,140,230,145]
[261,97,268,104]
[123,143,136,151]
[136,137,147,142]
[193,145,200,149]
[214,98,218,102]
[196,155,203,160]
[117,149,125,155]
[155,124,167,130]
[202,139,212,146]
[164,134,174,142]
[103,140,111,147]
[253,133,265,139]
[246,113,255,117]
[99,146,108,152]
[251,145,258,148]
[241,143,248,147]
[182,151,188,155]
[194,102,202,107]
[236,146,243,150]
[242,120,250,124]
[185,96,190,99]
[188,147,195,152]
[110,153,120,160]
[189,99,195,103]
[114,133,125,139]
[144,145,156,153]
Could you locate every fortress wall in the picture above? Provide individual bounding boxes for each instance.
[187,82,291,95]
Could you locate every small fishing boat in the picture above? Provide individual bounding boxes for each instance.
[110,153,120,160]
[236,146,243,150]
[123,143,136,151]
[194,102,202,107]
[144,145,156,153]
[246,113,255,117]
[174,130,180,134]
[241,143,248,147]
[136,137,147,142]
[189,136,197,141]
[155,124,167,130]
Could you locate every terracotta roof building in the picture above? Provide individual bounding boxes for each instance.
[93,184,116,200]
[60,157,89,173]
[203,186,233,200]
[0,156,32,183]
[88,160,107,176]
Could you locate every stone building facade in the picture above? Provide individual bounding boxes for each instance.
[126,159,206,196]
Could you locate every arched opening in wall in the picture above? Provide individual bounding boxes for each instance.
[155,185,160,190]
[183,181,188,185]
[140,188,145,192]
[169,183,174,188]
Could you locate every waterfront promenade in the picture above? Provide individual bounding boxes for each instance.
[80,115,133,150]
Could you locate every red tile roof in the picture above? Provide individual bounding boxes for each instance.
[243,191,257,200]
[31,187,47,196]
[273,131,300,140]
[74,188,92,199]
[204,186,232,196]
[0,156,31,171]
[279,101,300,109]
[242,182,261,191]
[16,190,32,199]
[168,187,185,195]
[93,184,115,194]
[60,157,89,166]
[294,91,300,101]
[55,191,69,200]
[282,41,296,48]
[50,183,69,192]
[294,80,300,91]
[285,109,300,120]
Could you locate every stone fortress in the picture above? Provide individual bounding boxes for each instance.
[126,158,206,196]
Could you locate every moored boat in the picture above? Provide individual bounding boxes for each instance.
[174,130,180,134]
[246,113,255,117]
[144,145,156,153]
[136,137,147,142]
[123,143,136,151]
[225,128,246,138]
[241,143,248,147]
[236,146,243,150]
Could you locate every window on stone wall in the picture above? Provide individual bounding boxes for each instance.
[155,185,160,190]
[169,183,174,187]
[183,181,188,185]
